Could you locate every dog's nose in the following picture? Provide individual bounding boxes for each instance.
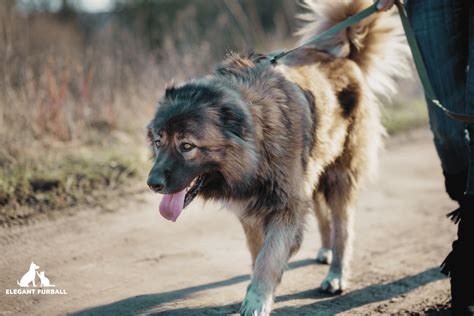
[147,178,165,192]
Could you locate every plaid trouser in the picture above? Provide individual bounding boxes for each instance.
[407,2,474,312]
[406,0,474,176]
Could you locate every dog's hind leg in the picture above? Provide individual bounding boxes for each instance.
[240,208,305,316]
[312,191,332,264]
[319,168,357,294]
[240,217,264,268]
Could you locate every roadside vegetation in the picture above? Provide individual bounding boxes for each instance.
[383,98,428,135]
[0,0,427,225]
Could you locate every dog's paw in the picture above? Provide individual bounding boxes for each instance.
[320,271,347,294]
[240,285,271,316]
[316,247,332,264]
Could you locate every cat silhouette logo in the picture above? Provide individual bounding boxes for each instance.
[5,262,67,295]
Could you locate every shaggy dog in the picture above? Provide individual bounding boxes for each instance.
[146,1,409,314]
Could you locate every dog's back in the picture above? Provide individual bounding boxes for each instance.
[275,0,410,186]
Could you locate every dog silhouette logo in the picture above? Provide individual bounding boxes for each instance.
[17,262,40,288]
[17,262,55,288]
[6,261,67,295]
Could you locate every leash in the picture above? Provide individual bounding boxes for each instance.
[270,2,378,64]
[270,0,474,123]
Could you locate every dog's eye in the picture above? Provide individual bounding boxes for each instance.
[154,139,161,149]
[180,143,195,152]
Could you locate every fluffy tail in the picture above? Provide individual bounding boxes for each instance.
[296,0,410,99]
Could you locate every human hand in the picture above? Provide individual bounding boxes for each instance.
[376,0,396,11]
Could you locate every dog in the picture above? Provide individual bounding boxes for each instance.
[36,271,55,287]
[17,262,40,287]
[146,1,409,315]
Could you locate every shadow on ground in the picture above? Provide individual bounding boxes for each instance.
[71,260,444,315]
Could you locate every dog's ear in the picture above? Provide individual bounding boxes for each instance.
[219,104,247,139]
[165,86,176,99]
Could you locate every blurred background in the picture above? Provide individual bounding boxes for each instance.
[0,0,426,224]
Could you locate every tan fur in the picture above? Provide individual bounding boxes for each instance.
[240,217,264,266]
[297,0,410,98]
[148,1,409,315]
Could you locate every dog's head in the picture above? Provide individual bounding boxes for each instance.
[147,81,257,221]
[30,262,39,270]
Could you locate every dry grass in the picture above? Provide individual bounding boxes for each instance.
[0,3,205,221]
[0,147,141,224]
[383,98,428,135]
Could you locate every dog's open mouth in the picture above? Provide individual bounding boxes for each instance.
[184,175,205,208]
[159,175,205,222]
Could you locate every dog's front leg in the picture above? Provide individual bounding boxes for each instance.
[240,215,303,316]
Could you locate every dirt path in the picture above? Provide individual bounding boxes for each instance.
[0,129,458,315]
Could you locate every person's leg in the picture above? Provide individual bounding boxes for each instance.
[444,139,474,314]
[463,1,474,196]
[406,0,469,176]
[406,0,474,314]
[453,3,474,314]
[468,2,474,116]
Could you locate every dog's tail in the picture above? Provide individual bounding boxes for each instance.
[296,0,410,99]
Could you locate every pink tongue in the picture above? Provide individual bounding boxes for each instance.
[159,189,186,222]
